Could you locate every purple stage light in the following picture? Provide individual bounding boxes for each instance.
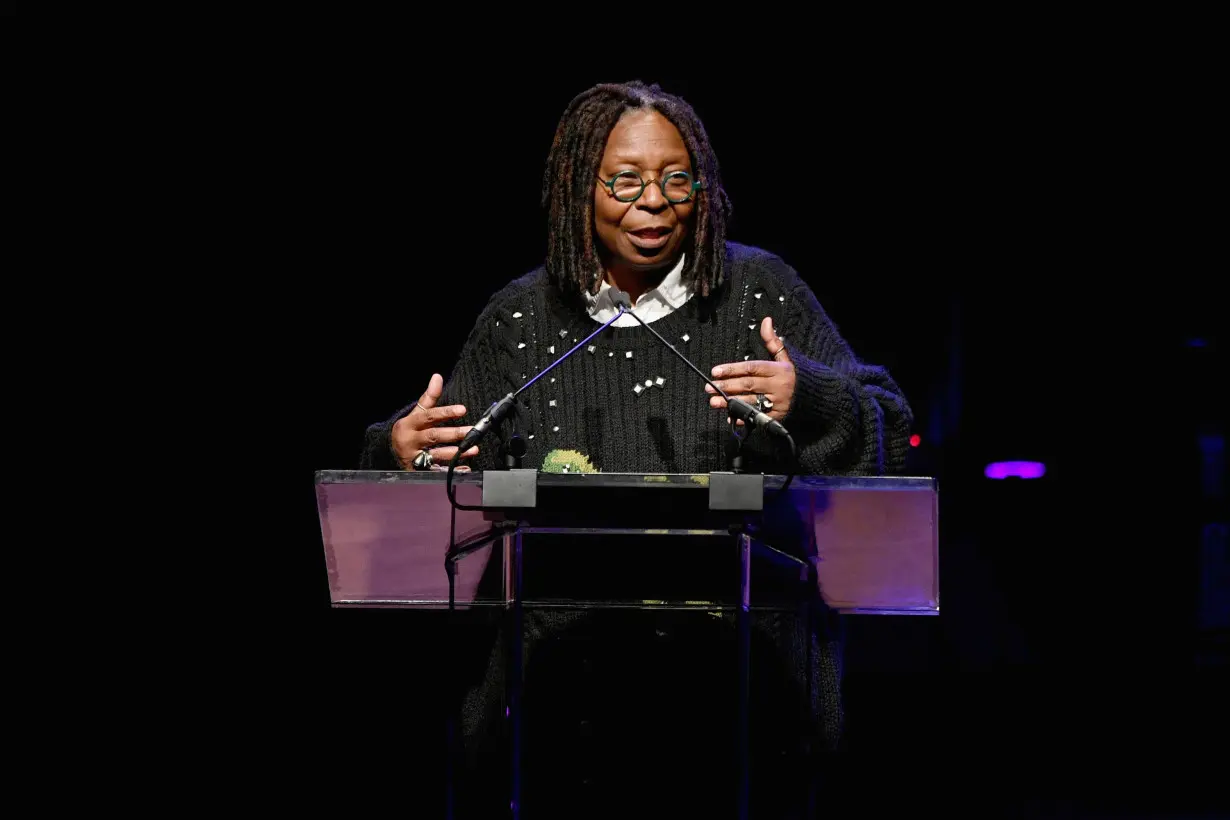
[985,461,1046,479]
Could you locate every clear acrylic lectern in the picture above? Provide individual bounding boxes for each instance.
[315,470,938,818]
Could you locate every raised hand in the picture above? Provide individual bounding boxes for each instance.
[390,373,479,470]
[705,316,795,423]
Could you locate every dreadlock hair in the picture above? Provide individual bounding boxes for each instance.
[541,80,733,310]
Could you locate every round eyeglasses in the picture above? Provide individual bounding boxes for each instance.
[597,170,702,204]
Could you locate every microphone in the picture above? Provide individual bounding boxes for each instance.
[607,288,790,439]
[726,396,789,438]
[457,392,515,456]
[446,301,632,511]
[609,287,797,492]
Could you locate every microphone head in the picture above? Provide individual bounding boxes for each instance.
[609,288,633,311]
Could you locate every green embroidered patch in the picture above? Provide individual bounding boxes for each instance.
[541,449,599,474]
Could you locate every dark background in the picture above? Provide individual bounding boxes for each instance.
[249,57,1224,817]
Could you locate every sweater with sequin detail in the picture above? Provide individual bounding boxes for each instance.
[360,242,913,476]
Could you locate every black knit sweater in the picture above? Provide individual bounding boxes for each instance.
[361,242,912,477]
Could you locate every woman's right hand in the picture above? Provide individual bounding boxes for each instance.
[391,373,479,470]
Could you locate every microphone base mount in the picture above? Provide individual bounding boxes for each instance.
[482,468,539,509]
[708,471,765,512]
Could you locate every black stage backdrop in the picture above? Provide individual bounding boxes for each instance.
[218,55,1224,817]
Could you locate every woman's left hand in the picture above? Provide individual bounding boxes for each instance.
[705,317,795,422]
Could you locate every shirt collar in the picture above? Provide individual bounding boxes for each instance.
[585,254,689,315]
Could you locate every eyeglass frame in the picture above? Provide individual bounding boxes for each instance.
[595,169,704,204]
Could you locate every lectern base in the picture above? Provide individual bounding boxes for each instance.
[448,604,836,820]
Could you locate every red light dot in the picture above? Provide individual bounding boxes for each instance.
[909,434,921,447]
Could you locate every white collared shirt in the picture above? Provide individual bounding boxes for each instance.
[585,254,693,327]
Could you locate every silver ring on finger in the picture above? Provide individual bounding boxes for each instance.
[411,448,435,471]
[755,393,773,413]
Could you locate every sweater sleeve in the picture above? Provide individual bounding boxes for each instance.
[358,295,508,473]
[749,257,914,476]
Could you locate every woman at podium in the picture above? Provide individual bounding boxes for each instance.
[359,81,914,818]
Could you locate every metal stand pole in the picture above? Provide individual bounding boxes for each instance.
[737,531,751,820]
[508,529,524,819]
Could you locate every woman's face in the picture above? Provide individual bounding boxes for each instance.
[593,109,696,276]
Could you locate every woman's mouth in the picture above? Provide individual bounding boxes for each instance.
[627,226,672,249]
